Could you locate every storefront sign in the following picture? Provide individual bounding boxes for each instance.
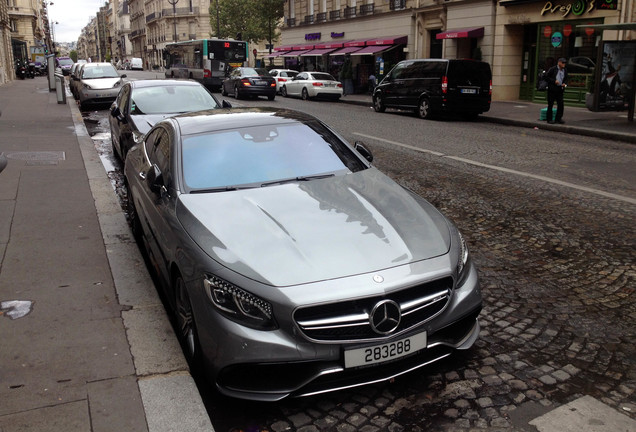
[540,0,594,17]
[596,0,617,10]
[563,24,572,36]
[551,31,563,47]
[305,33,321,41]
[544,25,552,37]
[331,32,345,38]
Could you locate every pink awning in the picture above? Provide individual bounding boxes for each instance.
[281,50,312,57]
[329,46,364,55]
[275,45,294,51]
[300,48,336,56]
[292,44,315,50]
[344,39,368,47]
[314,41,345,49]
[350,45,392,55]
[436,27,484,39]
[364,35,408,46]
[264,51,290,58]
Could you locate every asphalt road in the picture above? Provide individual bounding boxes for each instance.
[82,71,636,431]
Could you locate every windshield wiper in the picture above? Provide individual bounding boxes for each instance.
[190,184,257,193]
[261,173,335,187]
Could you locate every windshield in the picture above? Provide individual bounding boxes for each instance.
[58,58,73,66]
[241,67,270,77]
[310,72,337,81]
[82,65,119,79]
[131,85,219,115]
[181,121,366,191]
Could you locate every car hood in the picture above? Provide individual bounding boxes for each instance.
[177,168,451,286]
[82,77,122,89]
[130,114,172,135]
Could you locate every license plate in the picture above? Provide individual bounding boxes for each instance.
[344,331,427,368]
[461,89,477,94]
[255,80,266,85]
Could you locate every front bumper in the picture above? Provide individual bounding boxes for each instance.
[79,88,120,106]
[191,258,482,401]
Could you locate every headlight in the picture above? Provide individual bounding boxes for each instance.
[204,275,277,330]
[456,230,471,286]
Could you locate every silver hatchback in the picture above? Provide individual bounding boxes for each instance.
[76,62,126,110]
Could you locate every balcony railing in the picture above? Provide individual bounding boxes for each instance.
[329,10,341,20]
[316,12,327,22]
[304,14,314,24]
[344,6,356,18]
[390,0,406,10]
[287,17,296,26]
[146,12,161,23]
[360,4,375,15]
[161,6,199,16]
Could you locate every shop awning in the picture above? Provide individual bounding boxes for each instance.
[350,45,392,55]
[264,51,290,58]
[329,46,364,55]
[436,27,484,39]
[314,41,345,49]
[300,48,336,56]
[292,44,315,50]
[344,39,368,47]
[364,35,408,46]
[275,45,294,52]
[281,50,312,57]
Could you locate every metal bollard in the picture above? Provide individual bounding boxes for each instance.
[55,73,67,104]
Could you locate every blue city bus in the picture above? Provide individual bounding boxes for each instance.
[163,39,248,91]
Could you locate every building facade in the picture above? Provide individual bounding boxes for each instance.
[1,0,14,83]
[277,0,634,103]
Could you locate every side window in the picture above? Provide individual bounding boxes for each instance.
[391,63,408,80]
[148,129,171,188]
[299,73,309,80]
[119,86,131,114]
[144,129,162,160]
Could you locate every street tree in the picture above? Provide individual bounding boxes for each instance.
[210,0,285,46]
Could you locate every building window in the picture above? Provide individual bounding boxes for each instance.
[329,10,340,20]
[344,6,356,18]
[360,3,374,15]
[390,0,406,10]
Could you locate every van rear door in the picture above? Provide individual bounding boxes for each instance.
[447,60,492,113]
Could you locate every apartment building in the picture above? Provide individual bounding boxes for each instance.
[1,0,14,82]
[277,0,634,103]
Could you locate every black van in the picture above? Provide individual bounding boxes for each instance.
[372,59,492,119]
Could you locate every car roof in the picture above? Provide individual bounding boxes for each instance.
[168,107,319,136]
[129,79,204,89]
[82,62,114,67]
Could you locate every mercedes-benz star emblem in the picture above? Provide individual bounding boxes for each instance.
[369,300,401,335]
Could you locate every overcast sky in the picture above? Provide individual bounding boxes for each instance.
[48,0,107,43]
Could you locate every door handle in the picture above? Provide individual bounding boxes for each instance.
[139,171,146,180]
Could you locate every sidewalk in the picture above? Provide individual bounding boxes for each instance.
[339,94,636,144]
[0,78,213,432]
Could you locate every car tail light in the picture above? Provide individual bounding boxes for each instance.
[312,82,324,87]
[277,78,286,82]
[270,82,276,87]
[489,79,492,95]
[337,83,343,88]
[240,78,251,86]
[204,68,211,78]
[442,76,448,94]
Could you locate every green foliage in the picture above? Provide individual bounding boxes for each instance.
[70,50,78,62]
[211,0,285,44]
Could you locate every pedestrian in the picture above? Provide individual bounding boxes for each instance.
[368,73,376,94]
[545,57,568,124]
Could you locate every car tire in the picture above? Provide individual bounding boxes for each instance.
[373,94,386,113]
[301,88,309,101]
[127,189,142,240]
[281,86,288,97]
[417,97,432,119]
[221,85,227,96]
[174,276,202,372]
[234,86,241,100]
[268,95,275,101]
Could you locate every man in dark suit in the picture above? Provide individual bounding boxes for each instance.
[545,57,568,124]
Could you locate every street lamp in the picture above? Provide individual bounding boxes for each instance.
[167,0,179,42]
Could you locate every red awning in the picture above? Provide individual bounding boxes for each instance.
[329,46,364,55]
[436,27,484,39]
[300,48,336,56]
[314,41,345,49]
[292,44,315,50]
[275,45,294,51]
[364,35,408,46]
[344,39,368,47]
[264,51,290,58]
[281,50,312,57]
[350,45,392,55]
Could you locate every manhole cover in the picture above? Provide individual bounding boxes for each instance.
[5,151,65,161]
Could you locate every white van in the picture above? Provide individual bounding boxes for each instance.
[130,57,143,70]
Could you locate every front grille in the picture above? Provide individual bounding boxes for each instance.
[294,277,453,342]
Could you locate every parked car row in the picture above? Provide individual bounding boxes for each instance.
[87,58,483,402]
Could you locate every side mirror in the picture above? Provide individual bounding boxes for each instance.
[121,74,127,79]
[146,164,165,194]
[354,142,373,163]
[222,100,232,108]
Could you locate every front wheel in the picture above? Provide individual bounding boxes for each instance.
[417,97,432,119]
[174,276,202,371]
[373,94,385,113]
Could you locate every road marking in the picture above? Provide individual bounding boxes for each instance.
[353,132,636,205]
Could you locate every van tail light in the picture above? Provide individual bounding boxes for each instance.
[204,69,211,78]
[489,79,492,95]
[312,82,324,87]
[240,78,251,86]
[441,76,448,94]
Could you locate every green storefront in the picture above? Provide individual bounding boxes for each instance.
[519,18,603,107]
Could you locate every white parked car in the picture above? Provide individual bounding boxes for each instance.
[76,62,126,110]
[281,71,343,101]
[268,68,299,94]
